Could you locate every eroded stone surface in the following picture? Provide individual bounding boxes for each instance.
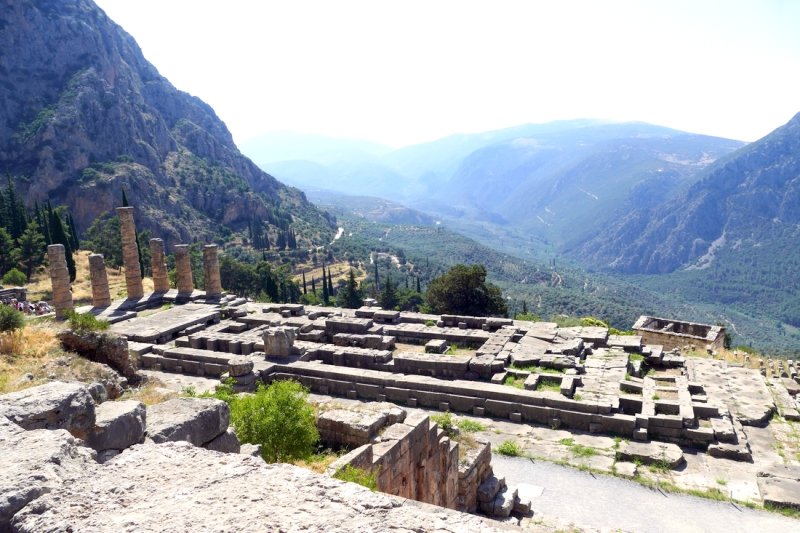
[0,428,96,529]
[618,441,685,469]
[85,400,146,452]
[0,381,95,439]
[147,398,229,446]
[11,442,508,532]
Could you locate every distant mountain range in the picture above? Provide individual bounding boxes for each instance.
[244,121,743,249]
[0,0,334,245]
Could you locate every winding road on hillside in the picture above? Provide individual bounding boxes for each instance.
[492,455,798,532]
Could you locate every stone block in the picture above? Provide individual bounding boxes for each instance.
[0,381,95,439]
[85,400,146,451]
[204,427,241,453]
[147,398,229,446]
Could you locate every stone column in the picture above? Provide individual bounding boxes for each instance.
[150,238,170,293]
[116,206,143,299]
[203,245,222,297]
[174,244,194,294]
[47,244,73,319]
[88,253,112,308]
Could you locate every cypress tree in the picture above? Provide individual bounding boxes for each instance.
[311,276,317,294]
[67,212,79,250]
[321,264,329,304]
[374,260,379,286]
[50,210,75,281]
[416,276,421,293]
[121,188,129,207]
[327,270,334,298]
[302,271,307,295]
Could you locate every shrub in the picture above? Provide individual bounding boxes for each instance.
[65,310,110,333]
[229,380,319,463]
[0,305,25,334]
[497,439,522,456]
[1,268,27,286]
[431,411,456,437]
[333,465,377,491]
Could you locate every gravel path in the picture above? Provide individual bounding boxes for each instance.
[492,455,798,532]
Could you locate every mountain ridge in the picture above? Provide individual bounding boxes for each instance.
[0,0,334,246]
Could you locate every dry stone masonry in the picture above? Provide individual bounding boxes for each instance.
[46,244,73,319]
[88,253,111,308]
[149,238,170,293]
[116,206,143,300]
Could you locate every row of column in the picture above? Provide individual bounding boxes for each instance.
[47,207,223,317]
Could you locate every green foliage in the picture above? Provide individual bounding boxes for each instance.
[503,374,525,389]
[628,353,644,362]
[378,275,399,310]
[497,440,522,456]
[333,465,377,491]
[535,379,561,392]
[219,255,299,303]
[559,438,597,457]
[424,320,436,327]
[457,419,486,433]
[16,220,46,280]
[228,380,319,463]
[515,312,540,322]
[65,310,110,333]
[430,411,456,437]
[336,269,363,308]
[1,268,26,286]
[0,305,25,334]
[425,264,507,316]
[82,212,122,268]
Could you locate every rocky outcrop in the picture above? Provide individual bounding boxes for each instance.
[10,441,507,532]
[57,330,141,383]
[0,428,96,530]
[0,381,95,439]
[0,0,334,245]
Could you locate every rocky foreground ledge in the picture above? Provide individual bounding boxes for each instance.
[0,382,516,532]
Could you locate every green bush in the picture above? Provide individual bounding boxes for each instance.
[0,305,25,334]
[333,465,377,491]
[229,380,319,463]
[1,268,27,286]
[431,411,456,437]
[497,440,522,456]
[65,310,110,333]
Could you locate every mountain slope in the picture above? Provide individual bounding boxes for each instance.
[0,0,334,245]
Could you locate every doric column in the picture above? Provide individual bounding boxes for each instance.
[174,244,194,294]
[88,253,112,308]
[115,206,143,299]
[47,244,73,319]
[203,245,222,297]
[150,238,170,293]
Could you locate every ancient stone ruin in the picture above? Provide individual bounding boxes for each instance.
[633,315,726,352]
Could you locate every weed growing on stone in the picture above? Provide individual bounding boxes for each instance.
[64,309,110,333]
[716,477,728,486]
[430,411,456,437]
[497,440,522,456]
[536,380,561,393]
[334,465,377,491]
[457,419,486,433]
[503,374,525,389]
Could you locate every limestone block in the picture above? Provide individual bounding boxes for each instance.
[0,428,96,530]
[263,327,296,357]
[85,400,146,451]
[617,440,685,469]
[240,443,262,457]
[204,427,241,453]
[10,441,506,532]
[147,398,229,446]
[477,475,505,503]
[0,381,95,439]
[228,357,255,377]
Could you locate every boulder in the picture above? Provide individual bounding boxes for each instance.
[0,381,95,439]
[0,428,96,529]
[10,442,505,532]
[85,400,146,451]
[147,398,229,446]
[204,427,241,454]
[240,443,262,458]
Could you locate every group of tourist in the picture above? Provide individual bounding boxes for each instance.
[1,298,52,315]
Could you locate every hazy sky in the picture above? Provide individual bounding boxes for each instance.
[95,0,800,147]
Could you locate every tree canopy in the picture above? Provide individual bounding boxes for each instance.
[425,264,507,317]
